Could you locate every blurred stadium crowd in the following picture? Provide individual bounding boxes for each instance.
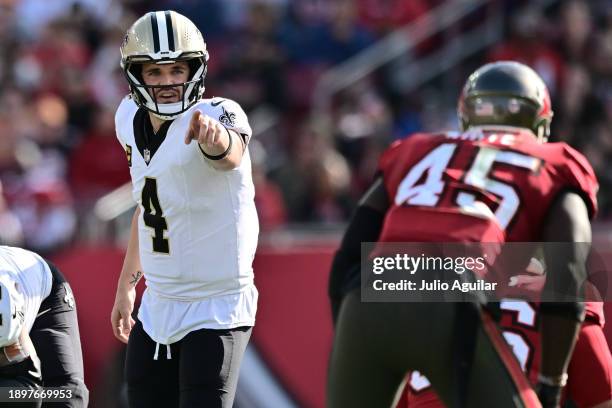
[0,0,610,254]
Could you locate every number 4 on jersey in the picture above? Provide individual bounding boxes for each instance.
[141,177,170,254]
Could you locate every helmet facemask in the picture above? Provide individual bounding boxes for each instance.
[459,94,550,142]
[123,55,207,120]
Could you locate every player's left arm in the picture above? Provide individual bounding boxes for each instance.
[539,191,591,407]
[329,177,389,324]
[185,110,246,171]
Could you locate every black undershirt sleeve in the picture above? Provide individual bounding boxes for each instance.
[328,205,385,324]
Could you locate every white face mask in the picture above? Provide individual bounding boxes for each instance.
[126,60,207,120]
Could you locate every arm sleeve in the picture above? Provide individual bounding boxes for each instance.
[328,205,385,324]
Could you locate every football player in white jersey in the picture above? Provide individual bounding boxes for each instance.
[110,11,259,408]
[0,246,87,408]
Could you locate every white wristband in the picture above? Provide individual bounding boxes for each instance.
[538,373,568,387]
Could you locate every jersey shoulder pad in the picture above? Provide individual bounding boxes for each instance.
[114,95,138,144]
[377,133,445,175]
[552,142,598,219]
[378,139,403,175]
[192,97,252,139]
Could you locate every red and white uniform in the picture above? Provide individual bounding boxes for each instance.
[399,301,612,408]
[377,127,597,243]
[379,128,609,407]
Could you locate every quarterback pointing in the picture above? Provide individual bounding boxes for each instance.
[110,11,258,408]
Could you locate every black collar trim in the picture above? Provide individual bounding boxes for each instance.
[133,108,173,165]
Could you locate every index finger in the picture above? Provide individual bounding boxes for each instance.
[190,110,201,130]
[185,110,202,144]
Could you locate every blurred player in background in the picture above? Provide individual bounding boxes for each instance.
[398,258,612,408]
[400,302,612,408]
[328,61,597,407]
[0,246,87,408]
[110,11,258,408]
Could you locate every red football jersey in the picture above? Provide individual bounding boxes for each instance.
[377,128,598,243]
[399,302,612,408]
[380,128,605,407]
[586,301,605,327]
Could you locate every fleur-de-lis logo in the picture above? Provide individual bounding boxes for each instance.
[219,107,236,127]
[63,283,75,309]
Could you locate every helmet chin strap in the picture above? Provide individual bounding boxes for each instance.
[534,119,550,143]
[536,126,548,143]
[149,104,183,120]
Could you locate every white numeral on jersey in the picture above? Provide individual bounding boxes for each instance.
[458,148,540,229]
[502,331,531,372]
[408,371,431,392]
[500,300,537,372]
[395,143,457,206]
[394,143,540,230]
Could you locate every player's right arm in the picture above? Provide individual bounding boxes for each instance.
[185,110,245,171]
[539,191,591,408]
[111,206,142,344]
[328,177,389,324]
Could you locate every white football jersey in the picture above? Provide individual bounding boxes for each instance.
[115,96,259,344]
[0,246,52,334]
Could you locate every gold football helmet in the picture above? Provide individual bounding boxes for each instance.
[120,11,209,119]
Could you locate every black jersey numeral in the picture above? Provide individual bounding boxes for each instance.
[141,177,169,254]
